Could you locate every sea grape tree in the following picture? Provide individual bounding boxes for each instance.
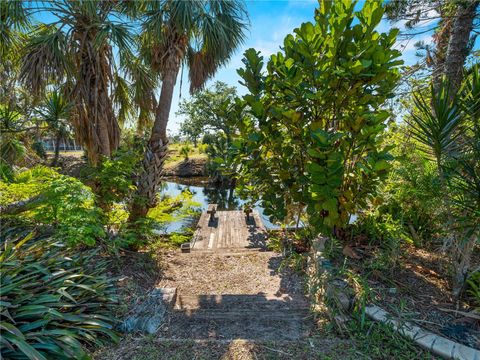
[234,0,402,234]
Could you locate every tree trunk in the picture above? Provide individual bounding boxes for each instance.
[444,1,478,93]
[51,133,62,167]
[129,70,178,222]
[432,10,453,90]
[73,37,119,167]
[0,195,45,215]
[452,233,477,298]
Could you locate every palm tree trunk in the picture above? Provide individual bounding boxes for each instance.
[444,1,478,94]
[51,133,62,167]
[129,70,178,222]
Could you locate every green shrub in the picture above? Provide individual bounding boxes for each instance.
[0,161,14,182]
[0,166,104,246]
[467,271,480,309]
[0,137,26,165]
[116,190,201,249]
[0,229,119,359]
[179,144,192,160]
[31,140,47,160]
[351,212,404,272]
[81,143,144,210]
[197,143,208,154]
[147,231,193,252]
[234,0,402,232]
[378,125,443,246]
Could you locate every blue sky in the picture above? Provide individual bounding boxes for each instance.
[33,1,476,134]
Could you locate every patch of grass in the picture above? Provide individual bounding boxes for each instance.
[147,230,194,252]
[97,336,356,360]
[164,143,207,165]
[46,150,85,158]
[344,319,435,359]
[312,262,433,359]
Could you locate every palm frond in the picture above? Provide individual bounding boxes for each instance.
[36,90,72,132]
[460,64,480,135]
[119,50,158,131]
[186,47,218,93]
[112,74,132,128]
[187,0,248,93]
[0,1,30,61]
[407,81,463,162]
[20,24,72,96]
[96,21,134,57]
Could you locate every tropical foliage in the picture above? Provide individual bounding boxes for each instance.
[129,0,248,221]
[233,0,402,233]
[36,91,72,167]
[0,229,118,359]
[407,68,480,295]
[1,0,479,357]
[0,166,104,246]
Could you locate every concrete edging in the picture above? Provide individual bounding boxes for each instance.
[365,305,480,360]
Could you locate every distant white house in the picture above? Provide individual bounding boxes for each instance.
[41,137,82,152]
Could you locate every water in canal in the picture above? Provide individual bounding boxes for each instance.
[159,179,277,233]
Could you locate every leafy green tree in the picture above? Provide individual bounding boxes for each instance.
[179,117,203,147]
[129,0,248,222]
[177,81,240,146]
[233,0,402,234]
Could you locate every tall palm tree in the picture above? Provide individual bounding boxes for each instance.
[37,90,72,167]
[19,0,141,166]
[1,1,30,108]
[129,0,248,222]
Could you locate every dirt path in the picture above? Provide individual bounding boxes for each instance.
[158,251,310,341]
[99,248,358,359]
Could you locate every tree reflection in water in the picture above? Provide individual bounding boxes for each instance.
[202,185,240,210]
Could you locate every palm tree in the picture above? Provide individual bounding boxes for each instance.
[37,91,72,167]
[19,0,140,166]
[1,1,30,109]
[129,0,248,222]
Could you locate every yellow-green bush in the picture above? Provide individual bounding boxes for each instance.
[1,166,104,246]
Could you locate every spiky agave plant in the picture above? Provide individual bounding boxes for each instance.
[0,228,119,359]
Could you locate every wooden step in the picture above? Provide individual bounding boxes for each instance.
[175,293,309,311]
[180,308,309,320]
[185,248,272,256]
[163,291,312,341]
[162,308,312,341]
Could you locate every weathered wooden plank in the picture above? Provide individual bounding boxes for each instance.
[191,208,267,252]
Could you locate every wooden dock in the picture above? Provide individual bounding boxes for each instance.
[190,209,268,251]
